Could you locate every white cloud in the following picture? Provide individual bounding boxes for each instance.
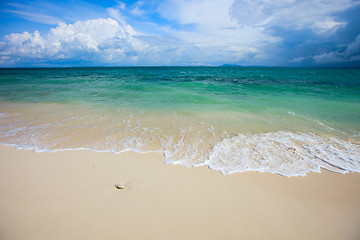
[114,1,126,10]
[159,0,235,29]
[0,18,147,65]
[0,9,271,66]
[230,0,355,32]
[289,57,305,63]
[107,1,145,22]
[2,31,46,57]
[158,1,272,51]
[155,0,286,66]
[107,2,127,25]
[130,1,145,16]
[1,16,249,66]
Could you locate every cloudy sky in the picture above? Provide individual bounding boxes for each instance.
[0,0,360,67]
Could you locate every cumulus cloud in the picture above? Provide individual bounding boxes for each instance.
[0,15,265,66]
[0,18,148,65]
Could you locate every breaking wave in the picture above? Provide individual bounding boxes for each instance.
[205,132,360,176]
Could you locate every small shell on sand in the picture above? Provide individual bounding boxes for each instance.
[115,182,125,189]
[288,147,296,152]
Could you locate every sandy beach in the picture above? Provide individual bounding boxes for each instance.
[0,144,360,240]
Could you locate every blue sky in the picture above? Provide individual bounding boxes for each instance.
[0,0,360,67]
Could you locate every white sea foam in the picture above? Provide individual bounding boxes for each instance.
[204,132,360,176]
[1,130,359,177]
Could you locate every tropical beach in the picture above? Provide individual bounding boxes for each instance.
[0,67,359,240]
[1,0,360,239]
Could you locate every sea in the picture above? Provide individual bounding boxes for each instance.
[0,67,359,176]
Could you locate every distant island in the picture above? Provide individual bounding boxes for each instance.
[219,64,243,67]
[219,64,270,67]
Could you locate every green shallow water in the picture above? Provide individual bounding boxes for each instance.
[1,67,359,122]
[0,67,359,176]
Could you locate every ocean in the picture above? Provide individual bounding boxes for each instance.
[0,67,359,176]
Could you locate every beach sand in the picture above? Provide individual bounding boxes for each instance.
[0,145,360,240]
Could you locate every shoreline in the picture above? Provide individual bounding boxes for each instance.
[1,145,360,240]
[1,100,359,177]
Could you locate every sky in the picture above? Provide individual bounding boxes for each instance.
[0,0,360,67]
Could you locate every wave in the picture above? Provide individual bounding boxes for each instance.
[204,132,360,176]
[1,106,359,177]
[3,130,358,177]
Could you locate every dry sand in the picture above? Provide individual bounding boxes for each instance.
[0,145,360,240]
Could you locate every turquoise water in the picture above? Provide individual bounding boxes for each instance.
[0,67,359,176]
